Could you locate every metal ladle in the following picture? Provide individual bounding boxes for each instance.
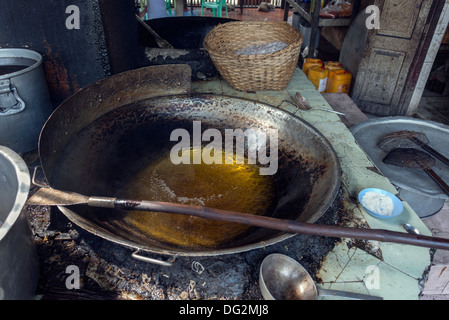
[280,92,346,116]
[259,254,383,300]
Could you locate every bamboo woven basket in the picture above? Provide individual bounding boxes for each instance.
[203,21,303,92]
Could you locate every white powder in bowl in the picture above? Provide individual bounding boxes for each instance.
[361,191,394,216]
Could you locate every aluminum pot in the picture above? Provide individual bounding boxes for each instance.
[0,48,53,153]
[37,66,341,265]
[0,146,39,299]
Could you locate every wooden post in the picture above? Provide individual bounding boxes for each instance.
[308,0,320,58]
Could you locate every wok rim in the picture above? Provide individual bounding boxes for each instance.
[41,93,341,258]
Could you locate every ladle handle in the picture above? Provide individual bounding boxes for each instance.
[424,168,449,196]
[409,136,449,167]
[317,287,383,300]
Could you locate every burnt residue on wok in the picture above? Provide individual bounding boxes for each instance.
[41,94,340,256]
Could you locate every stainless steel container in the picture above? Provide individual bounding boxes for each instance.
[0,146,39,299]
[0,48,53,153]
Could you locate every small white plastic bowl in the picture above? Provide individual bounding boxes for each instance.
[358,188,404,220]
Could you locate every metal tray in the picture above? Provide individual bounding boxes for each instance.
[351,116,449,201]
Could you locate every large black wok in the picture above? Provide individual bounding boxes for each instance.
[38,66,341,261]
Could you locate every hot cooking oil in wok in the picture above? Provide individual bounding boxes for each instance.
[119,147,275,248]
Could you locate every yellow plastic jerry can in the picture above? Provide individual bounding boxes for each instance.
[308,66,329,93]
[326,69,352,94]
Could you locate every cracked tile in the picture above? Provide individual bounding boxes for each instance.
[255,90,291,107]
[317,241,357,283]
[318,241,423,300]
[286,69,317,93]
[341,164,398,196]
[278,102,300,115]
[220,79,258,101]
